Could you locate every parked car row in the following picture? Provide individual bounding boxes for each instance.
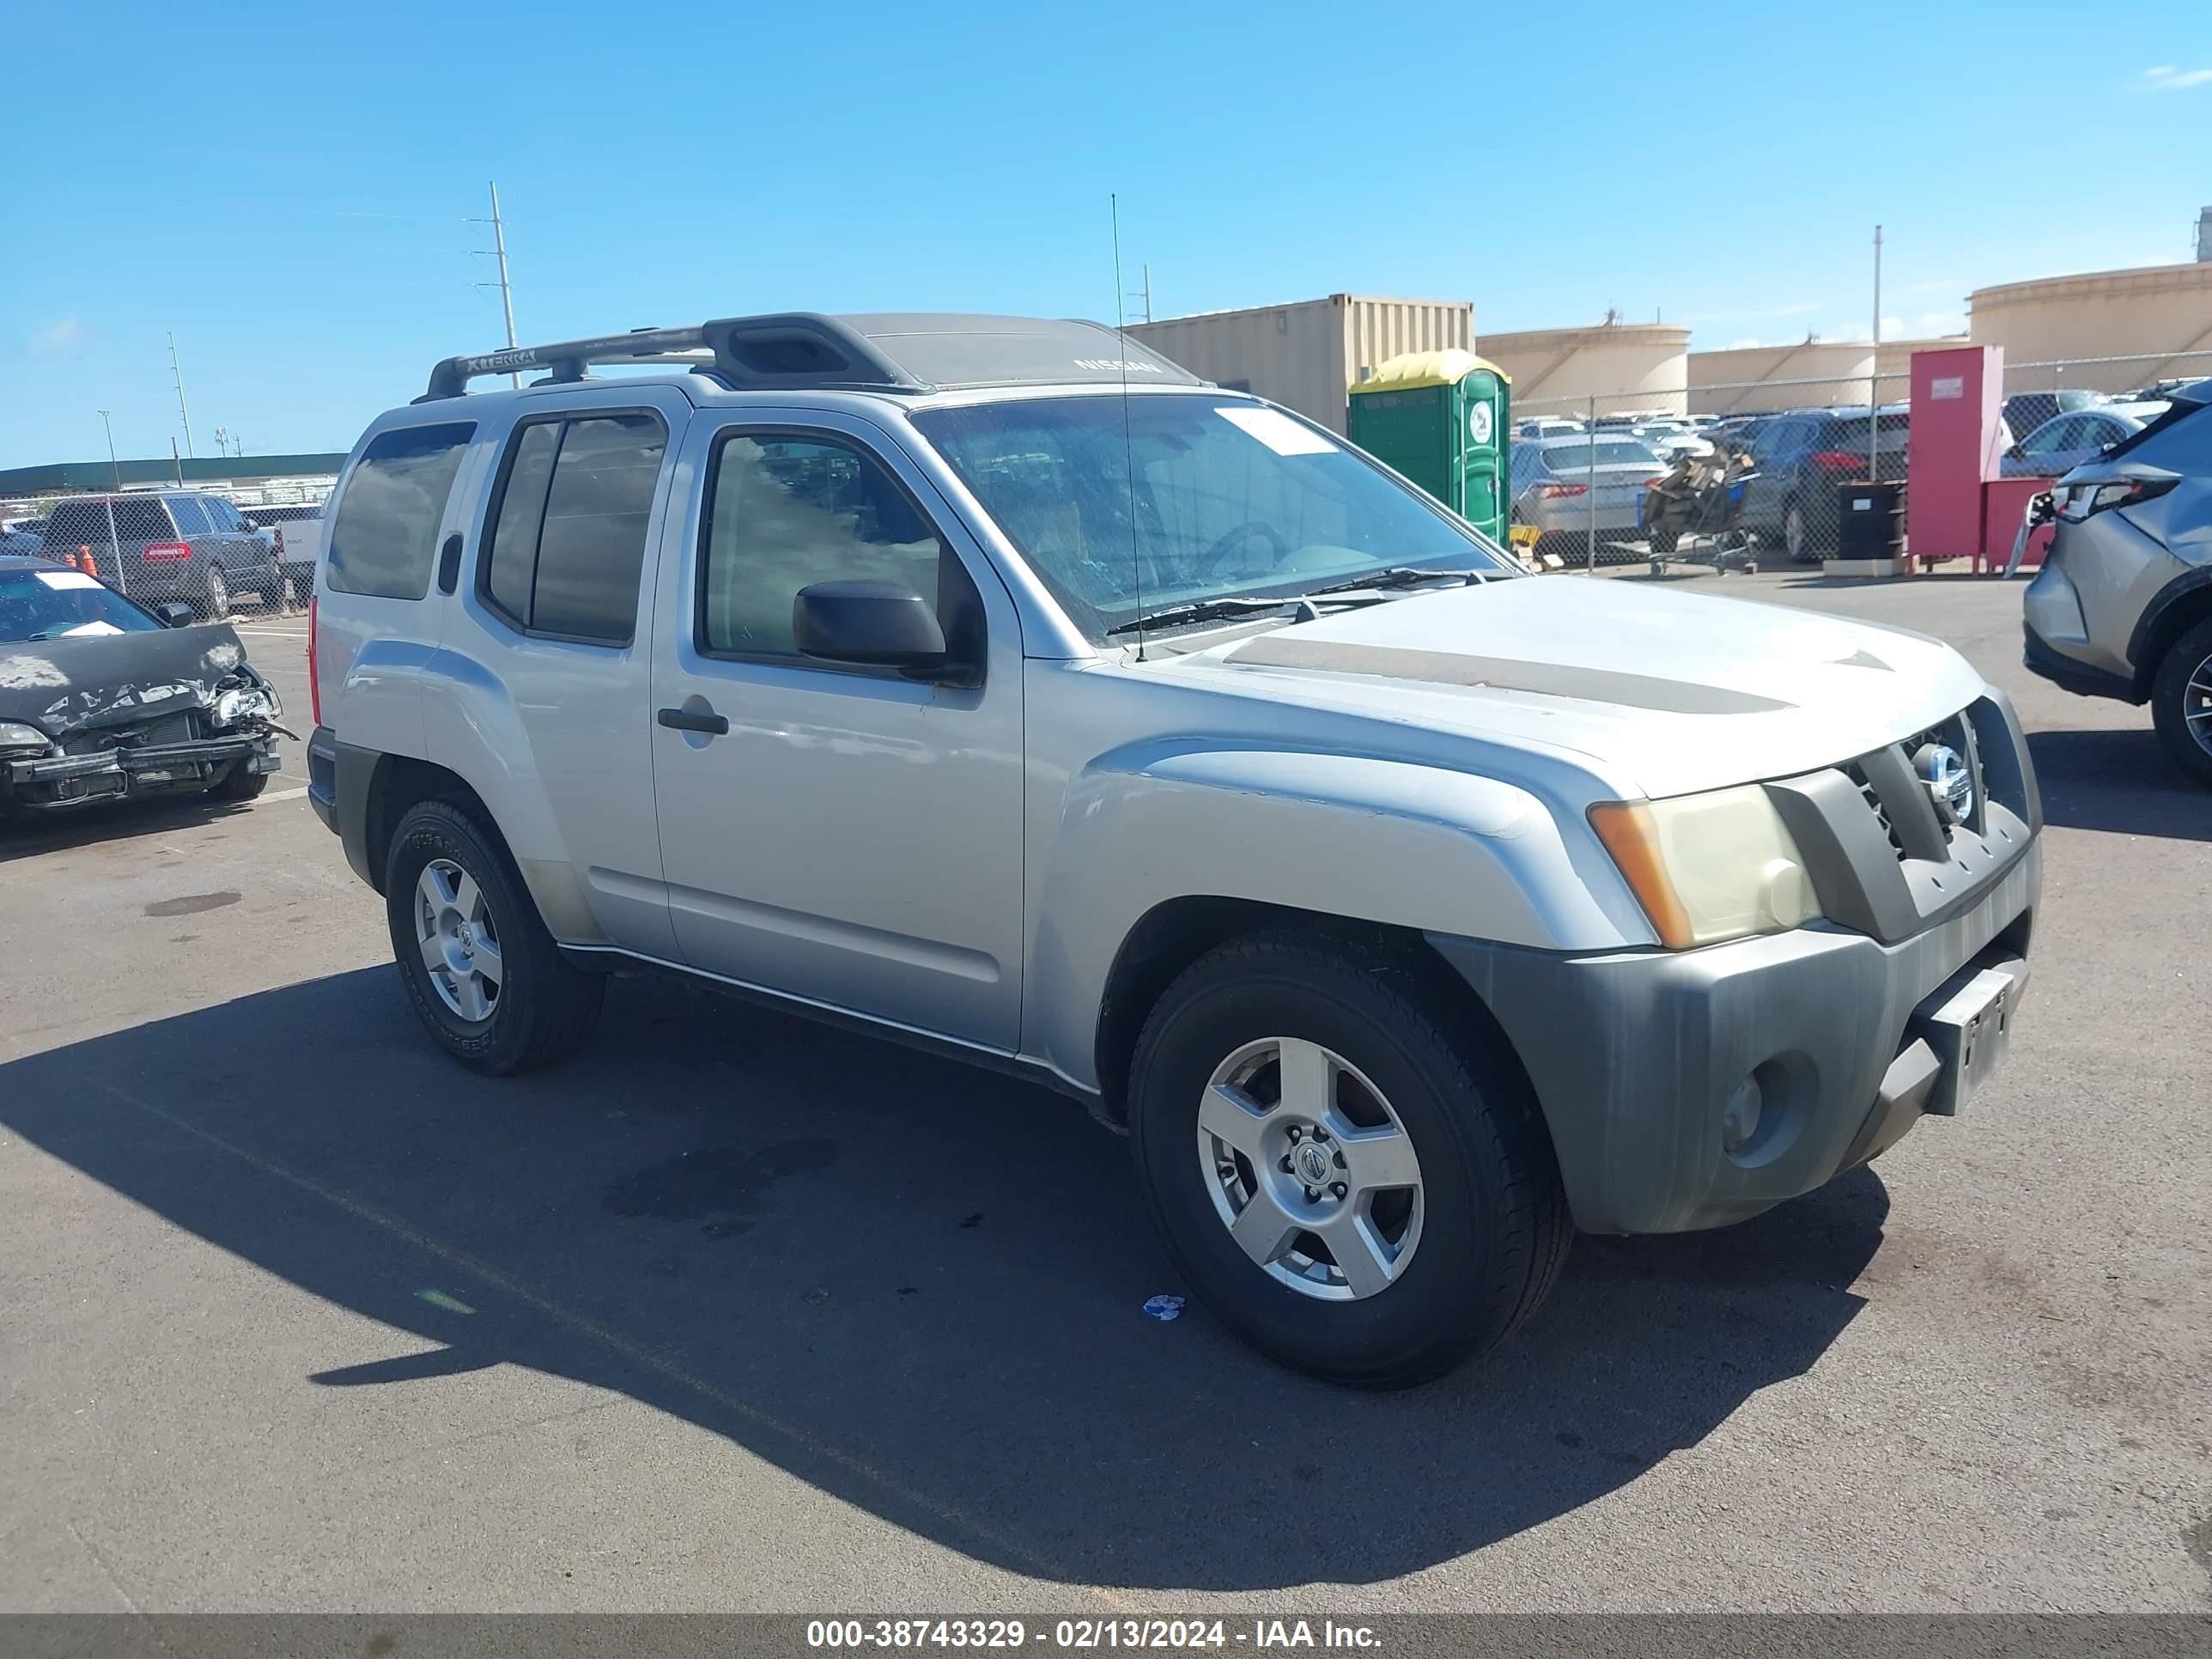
[25,490,324,617]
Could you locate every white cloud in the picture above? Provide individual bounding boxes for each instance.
[2142,65,2212,90]
[1684,301,1821,325]
[30,316,87,356]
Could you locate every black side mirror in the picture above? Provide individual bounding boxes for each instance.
[155,600,196,628]
[793,580,947,671]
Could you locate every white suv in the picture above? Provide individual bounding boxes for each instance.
[308,313,2042,1386]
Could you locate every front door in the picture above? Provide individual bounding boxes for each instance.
[648,412,1026,1051]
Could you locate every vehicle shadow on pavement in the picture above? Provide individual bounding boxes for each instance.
[0,969,1887,1592]
[2026,727,2210,843]
[0,793,263,864]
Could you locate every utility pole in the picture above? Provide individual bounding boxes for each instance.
[168,333,195,459]
[97,410,121,488]
[1126,262,1153,325]
[472,181,521,388]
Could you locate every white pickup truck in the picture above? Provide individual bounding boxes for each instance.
[243,501,325,606]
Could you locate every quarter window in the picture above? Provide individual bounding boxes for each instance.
[111,497,176,542]
[326,422,477,599]
[697,433,955,662]
[479,413,665,644]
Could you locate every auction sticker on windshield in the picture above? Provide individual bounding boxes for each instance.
[35,570,102,591]
[1216,405,1337,456]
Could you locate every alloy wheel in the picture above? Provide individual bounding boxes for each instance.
[2186,652,2212,757]
[1196,1036,1425,1301]
[414,858,503,1021]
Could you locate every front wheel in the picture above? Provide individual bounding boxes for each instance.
[1127,933,1570,1389]
[2150,617,2212,788]
[385,798,605,1073]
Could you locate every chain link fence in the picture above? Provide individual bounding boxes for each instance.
[4,484,326,618]
[1996,349,2212,479]
[1506,371,1910,568]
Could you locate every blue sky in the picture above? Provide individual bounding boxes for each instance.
[4,0,2208,470]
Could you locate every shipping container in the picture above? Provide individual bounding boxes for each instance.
[1127,295,1473,434]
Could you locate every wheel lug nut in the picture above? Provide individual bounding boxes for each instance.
[1334,1151,1346,1169]
[1285,1126,1302,1144]
[1279,1155,1294,1173]
[1330,1182,1348,1200]
[1304,1186,1320,1203]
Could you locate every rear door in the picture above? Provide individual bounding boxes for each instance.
[429,385,692,959]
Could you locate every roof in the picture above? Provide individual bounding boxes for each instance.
[422,312,1206,400]
[1350,349,1512,394]
[0,454,349,495]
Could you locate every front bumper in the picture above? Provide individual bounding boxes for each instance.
[1431,840,2039,1234]
[3,732,279,809]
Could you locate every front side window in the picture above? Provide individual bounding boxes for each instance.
[167,497,213,533]
[326,422,476,599]
[201,496,249,532]
[479,413,665,643]
[913,394,1510,642]
[698,434,951,660]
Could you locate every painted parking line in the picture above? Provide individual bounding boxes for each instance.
[260,786,310,803]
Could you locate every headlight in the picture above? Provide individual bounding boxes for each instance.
[0,720,51,750]
[1589,785,1822,949]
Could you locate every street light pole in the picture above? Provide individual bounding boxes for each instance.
[98,410,121,488]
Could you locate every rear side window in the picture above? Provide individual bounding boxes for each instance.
[479,412,665,644]
[325,422,476,600]
[43,499,111,546]
[112,497,176,542]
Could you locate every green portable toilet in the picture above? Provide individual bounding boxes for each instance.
[1345,349,1512,544]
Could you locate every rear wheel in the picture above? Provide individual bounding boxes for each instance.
[1784,501,1814,563]
[2150,616,2212,788]
[199,562,230,622]
[1127,932,1570,1389]
[384,797,605,1073]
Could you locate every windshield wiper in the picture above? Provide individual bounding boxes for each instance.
[1104,596,1316,636]
[1305,566,1487,598]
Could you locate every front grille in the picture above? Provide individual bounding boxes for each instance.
[1845,699,2017,861]
[1844,759,1905,860]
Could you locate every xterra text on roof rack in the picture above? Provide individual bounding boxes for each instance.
[307,312,2041,1387]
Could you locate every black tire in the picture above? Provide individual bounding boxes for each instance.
[384,796,605,1074]
[197,562,230,622]
[1784,500,1818,565]
[2149,616,2212,789]
[1127,931,1571,1389]
[209,761,267,801]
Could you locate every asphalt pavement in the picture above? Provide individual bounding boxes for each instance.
[1,578,2206,1613]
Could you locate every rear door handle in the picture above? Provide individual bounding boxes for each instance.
[657,706,729,736]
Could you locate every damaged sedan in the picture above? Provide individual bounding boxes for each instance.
[0,555,290,815]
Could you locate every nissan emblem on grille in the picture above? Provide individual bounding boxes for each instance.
[1916,743,1975,827]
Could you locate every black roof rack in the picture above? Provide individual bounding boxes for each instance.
[420,312,1205,401]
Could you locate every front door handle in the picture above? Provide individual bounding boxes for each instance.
[657,706,729,736]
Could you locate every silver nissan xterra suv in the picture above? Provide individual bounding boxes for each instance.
[307,313,2042,1388]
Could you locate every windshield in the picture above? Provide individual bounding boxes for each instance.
[911,394,1513,641]
[0,566,163,641]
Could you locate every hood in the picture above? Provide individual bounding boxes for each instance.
[0,623,257,738]
[1163,577,1985,799]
